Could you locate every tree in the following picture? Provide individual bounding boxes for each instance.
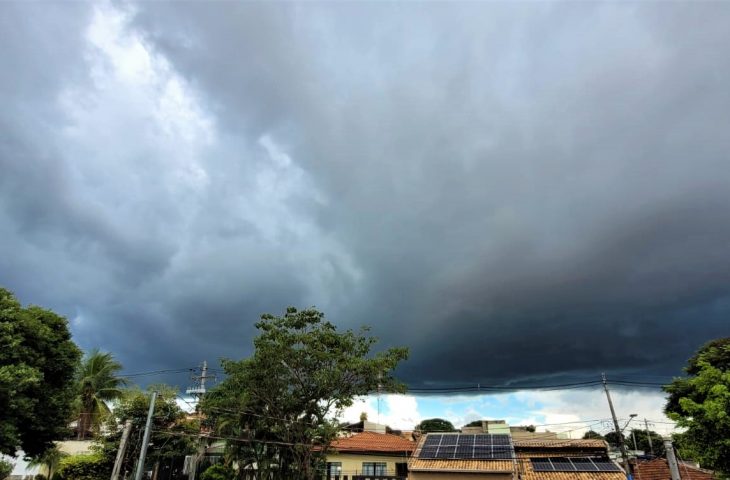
[29,446,67,480]
[55,454,106,480]
[664,337,730,475]
[0,288,81,457]
[416,418,456,433]
[627,429,665,457]
[604,431,625,448]
[583,430,605,440]
[0,459,13,480]
[95,386,198,479]
[465,420,482,428]
[75,349,127,439]
[201,307,409,480]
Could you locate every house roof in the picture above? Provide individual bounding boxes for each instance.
[409,459,514,473]
[634,458,715,480]
[516,451,624,480]
[514,439,608,449]
[329,431,415,454]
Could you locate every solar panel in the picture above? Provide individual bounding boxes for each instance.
[490,434,511,446]
[458,435,475,446]
[423,435,442,447]
[439,446,456,458]
[419,447,438,459]
[593,460,621,472]
[571,459,599,471]
[531,458,553,471]
[440,435,458,446]
[530,458,620,472]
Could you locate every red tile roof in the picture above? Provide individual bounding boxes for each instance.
[634,459,715,480]
[514,439,608,449]
[329,431,416,454]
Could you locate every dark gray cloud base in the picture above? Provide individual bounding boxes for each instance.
[1,1,729,387]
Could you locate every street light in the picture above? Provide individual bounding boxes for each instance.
[622,414,638,452]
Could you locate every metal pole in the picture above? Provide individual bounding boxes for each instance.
[134,391,157,480]
[631,430,638,451]
[664,439,681,480]
[644,419,654,456]
[111,420,133,480]
[602,373,630,477]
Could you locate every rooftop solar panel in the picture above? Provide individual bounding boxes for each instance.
[420,434,515,460]
[440,435,458,446]
[530,457,620,472]
[571,459,599,471]
[423,435,442,447]
[531,458,553,471]
[419,447,438,459]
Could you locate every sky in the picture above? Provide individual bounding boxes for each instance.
[2,1,729,432]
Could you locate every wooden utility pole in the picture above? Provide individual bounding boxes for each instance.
[644,418,654,456]
[111,420,133,480]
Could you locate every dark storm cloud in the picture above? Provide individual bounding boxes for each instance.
[1,1,729,387]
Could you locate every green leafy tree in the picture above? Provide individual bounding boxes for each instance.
[465,420,482,428]
[75,349,127,439]
[0,459,13,480]
[200,464,236,480]
[0,288,81,457]
[583,430,605,440]
[55,454,106,480]
[201,307,409,480]
[664,337,730,475]
[627,429,665,457]
[416,418,456,433]
[95,386,198,479]
[29,446,67,480]
[604,431,625,448]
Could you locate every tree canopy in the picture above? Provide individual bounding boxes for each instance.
[416,418,456,433]
[627,429,665,457]
[664,337,730,475]
[75,348,127,439]
[201,307,408,480]
[583,430,605,440]
[0,288,81,457]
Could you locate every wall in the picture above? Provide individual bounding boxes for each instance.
[326,452,410,477]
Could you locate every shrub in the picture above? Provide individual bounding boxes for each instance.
[200,464,236,480]
[0,460,14,480]
[35,474,48,480]
[55,454,107,480]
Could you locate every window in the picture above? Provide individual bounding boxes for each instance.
[326,462,342,479]
[362,462,387,475]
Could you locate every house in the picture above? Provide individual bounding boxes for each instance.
[408,433,515,480]
[514,438,625,480]
[324,431,415,479]
[633,458,715,480]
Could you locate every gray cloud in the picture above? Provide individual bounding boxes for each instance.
[1,1,729,388]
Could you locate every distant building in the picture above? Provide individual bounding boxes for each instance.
[324,431,415,479]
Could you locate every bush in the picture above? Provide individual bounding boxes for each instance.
[55,454,107,480]
[0,460,13,480]
[200,464,236,480]
[35,474,48,480]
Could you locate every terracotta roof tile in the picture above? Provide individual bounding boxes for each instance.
[634,459,715,480]
[517,451,625,480]
[514,439,608,449]
[409,459,514,472]
[329,431,415,454]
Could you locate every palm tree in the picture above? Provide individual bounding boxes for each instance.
[76,348,127,439]
[28,446,66,480]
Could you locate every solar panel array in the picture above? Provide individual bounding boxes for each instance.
[530,457,622,472]
[418,434,515,460]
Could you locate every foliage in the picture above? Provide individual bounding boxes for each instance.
[416,418,456,433]
[75,349,127,439]
[200,464,236,480]
[583,430,605,440]
[628,429,665,457]
[34,474,47,480]
[56,454,106,480]
[465,420,482,428]
[604,431,625,447]
[201,307,408,480]
[664,337,730,475]
[94,386,198,478]
[29,446,67,480]
[0,459,13,480]
[0,288,82,457]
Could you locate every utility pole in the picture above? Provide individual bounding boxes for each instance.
[664,439,681,480]
[111,420,133,480]
[644,418,654,456]
[602,373,631,477]
[186,362,215,480]
[134,391,157,480]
